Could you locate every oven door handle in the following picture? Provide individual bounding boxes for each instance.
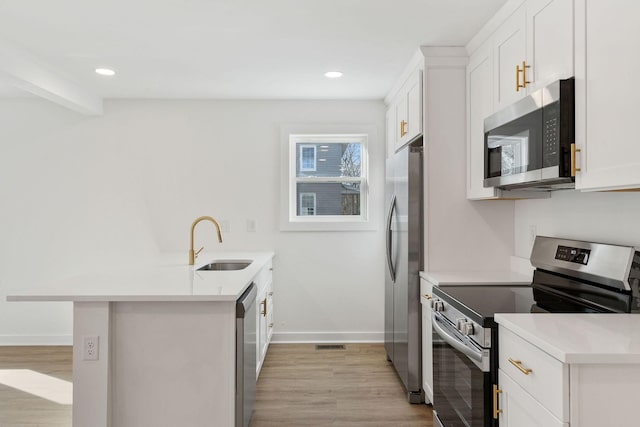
[432,313,483,363]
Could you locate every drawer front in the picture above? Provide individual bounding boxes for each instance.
[499,327,569,421]
[498,369,568,427]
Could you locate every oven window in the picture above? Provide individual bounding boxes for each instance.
[433,341,491,427]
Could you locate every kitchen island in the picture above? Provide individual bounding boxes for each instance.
[7,251,274,427]
[495,313,640,427]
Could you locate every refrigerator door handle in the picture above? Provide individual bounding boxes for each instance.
[386,195,397,283]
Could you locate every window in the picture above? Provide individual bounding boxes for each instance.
[299,145,316,171]
[288,133,368,223]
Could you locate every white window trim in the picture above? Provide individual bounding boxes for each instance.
[280,124,379,232]
[299,192,317,216]
[299,145,317,172]
[281,128,376,231]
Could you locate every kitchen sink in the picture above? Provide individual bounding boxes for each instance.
[197,260,252,271]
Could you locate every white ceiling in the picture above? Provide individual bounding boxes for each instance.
[0,0,506,100]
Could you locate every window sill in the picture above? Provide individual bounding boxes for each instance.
[279,219,376,232]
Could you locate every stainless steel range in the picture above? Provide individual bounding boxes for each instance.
[430,236,640,427]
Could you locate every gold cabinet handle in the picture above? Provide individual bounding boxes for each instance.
[400,120,407,137]
[508,358,533,375]
[521,61,530,88]
[261,298,267,317]
[423,293,432,300]
[493,384,503,419]
[571,143,582,176]
[516,61,531,92]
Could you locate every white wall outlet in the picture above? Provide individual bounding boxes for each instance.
[246,219,256,233]
[220,219,230,233]
[83,336,99,361]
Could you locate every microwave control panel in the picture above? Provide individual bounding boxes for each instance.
[543,102,560,168]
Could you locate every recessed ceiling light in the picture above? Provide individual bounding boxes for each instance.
[324,71,343,79]
[95,68,115,76]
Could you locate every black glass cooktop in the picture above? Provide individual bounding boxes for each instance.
[432,285,536,326]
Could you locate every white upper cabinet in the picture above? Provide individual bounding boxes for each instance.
[526,0,574,92]
[394,69,423,152]
[494,5,527,110]
[493,0,573,111]
[466,0,573,199]
[467,41,500,199]
[574,0,640,191]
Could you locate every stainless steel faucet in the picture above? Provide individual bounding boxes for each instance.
[188,216,223,265]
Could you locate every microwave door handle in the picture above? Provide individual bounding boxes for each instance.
[432,313,483,362]
[385,195,397,283]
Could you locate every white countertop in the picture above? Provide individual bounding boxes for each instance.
[7,251,274,303]
[420,270,532,286]
[496,313,640,364]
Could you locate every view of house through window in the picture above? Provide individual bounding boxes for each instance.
[290,134,367,221]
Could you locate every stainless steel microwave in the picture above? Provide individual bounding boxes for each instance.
[484,78,575,190]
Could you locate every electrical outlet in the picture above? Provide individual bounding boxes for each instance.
[220,219,230,233]
[246,219,256,233]
[83,336,99,361]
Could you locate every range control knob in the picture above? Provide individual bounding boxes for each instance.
[456,318,466,331]
[462,322,475,336]
[433,300,445,312]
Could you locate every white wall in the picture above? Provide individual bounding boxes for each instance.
[424,61,515,273]
[514,190,640,258]
[0,98,386,344]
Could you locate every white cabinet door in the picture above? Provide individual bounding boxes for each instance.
[467,41,500,200]
[574,0,640,190]
[405,71,423,142]
[494,5,527,110]
[394,69,423,152]
[526,0,573,92]
[420,278,434,404]
[498,370,567,427]
[256,286,267,376]
[266,282,274,343]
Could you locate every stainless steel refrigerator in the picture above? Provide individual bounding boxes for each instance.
[384,138,423,403]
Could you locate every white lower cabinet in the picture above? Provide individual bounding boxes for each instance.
[255,260,273,377]
[498,323,640,427]
[498,370,567,427]
[420,278,433,404]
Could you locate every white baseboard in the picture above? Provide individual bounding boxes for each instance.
[0,335,73,346]
[271,331,383,344]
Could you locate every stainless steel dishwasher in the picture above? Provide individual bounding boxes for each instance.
[236,282,257,427]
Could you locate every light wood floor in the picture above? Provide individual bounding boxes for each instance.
[0,344,432,426]
[251,344,433,427]
[0,346,72,427]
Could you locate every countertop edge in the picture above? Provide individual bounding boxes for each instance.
[496,313,640,364]
[7,251,274,303]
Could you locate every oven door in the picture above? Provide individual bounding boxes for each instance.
[432,313,494,427]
